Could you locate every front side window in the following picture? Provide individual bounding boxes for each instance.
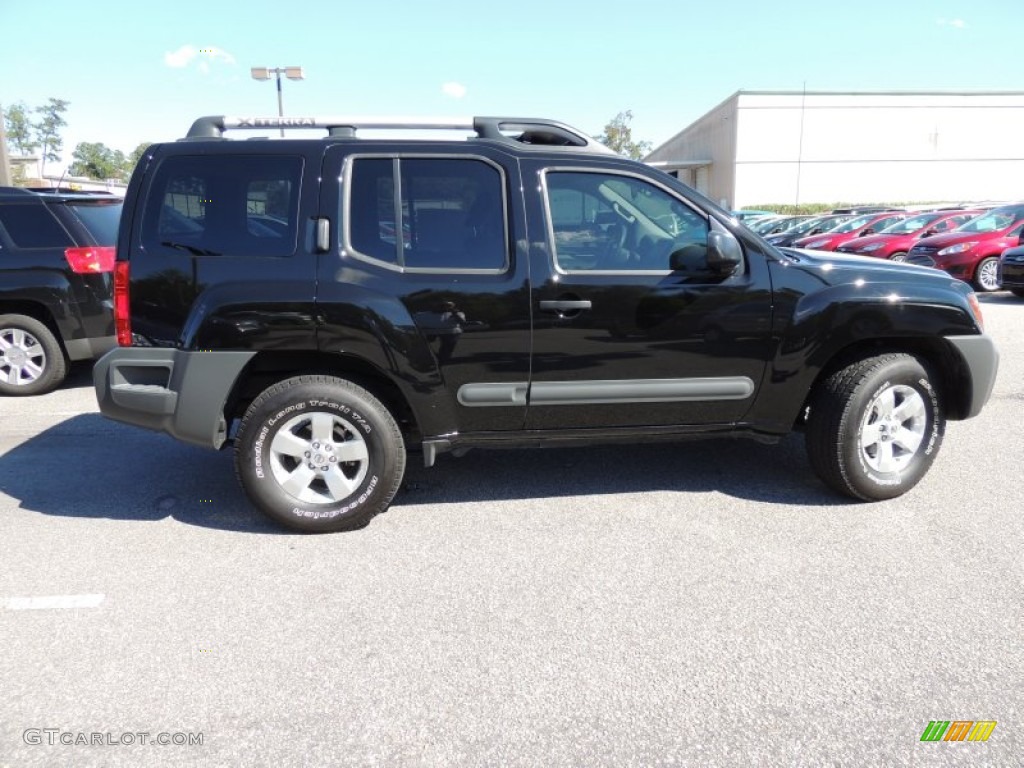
[142,155,302,257]
[545,171,709,272]
[347,157,507,271]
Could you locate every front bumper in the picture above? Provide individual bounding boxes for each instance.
[93,347,256,448]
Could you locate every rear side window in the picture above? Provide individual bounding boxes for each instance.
[0,204,73,249]
[347,156,507,272]
[141,155,303,257]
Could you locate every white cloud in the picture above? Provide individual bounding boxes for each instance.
[442,82,467,99]
[164,44,237,71]
[936,17,966,28]
[164,44,197,68]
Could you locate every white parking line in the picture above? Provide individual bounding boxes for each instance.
[5,594,105,610]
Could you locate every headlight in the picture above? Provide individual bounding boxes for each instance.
[937,241,976,256]
[805,238,831,249]
[859,242,884,252]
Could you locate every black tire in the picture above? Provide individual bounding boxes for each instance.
[0,314,68,396]
[805,354,944,501]
[888,252,907,262]
[973,256,1000,292]
[234,375,406,532]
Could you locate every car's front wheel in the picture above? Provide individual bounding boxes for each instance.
[888,252,907,262]
[806,353,944,501]
[974,257,1000,292]
[235,376,406,532]
[0,314,68,396]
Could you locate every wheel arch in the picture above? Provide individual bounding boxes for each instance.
[223,350,424,444]
[799,337,974,427]
[0,300,66,356]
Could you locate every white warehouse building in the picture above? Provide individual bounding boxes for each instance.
[644,90,1024,209]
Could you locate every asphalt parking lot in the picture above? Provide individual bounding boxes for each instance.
[1,294,1021,767]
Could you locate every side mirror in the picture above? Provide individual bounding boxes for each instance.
[861,228,875,236]
[923,227,937,237]
[706,225,743,275]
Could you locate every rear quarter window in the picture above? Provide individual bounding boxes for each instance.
[140,155,303,257]
[64,201,123,244]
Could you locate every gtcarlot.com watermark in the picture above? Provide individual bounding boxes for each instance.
[23,728,203,747]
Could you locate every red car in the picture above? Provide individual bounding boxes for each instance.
[835,210,980,261]
[906,203,1024,291]
[791,211,907,252]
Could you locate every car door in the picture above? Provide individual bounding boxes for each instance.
[318,143,533,433]
[521,160,772,430]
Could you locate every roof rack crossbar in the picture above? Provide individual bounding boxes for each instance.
[183,115,614,154]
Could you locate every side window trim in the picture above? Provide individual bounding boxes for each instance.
[341,152,510,275]
[540,166,713,276]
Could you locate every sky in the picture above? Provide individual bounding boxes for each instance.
[1,0,1020,173]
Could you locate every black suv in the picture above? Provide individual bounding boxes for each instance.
[94,115,998,532]
[0,187,120,395]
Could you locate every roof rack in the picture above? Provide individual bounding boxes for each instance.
[183,115,615,154]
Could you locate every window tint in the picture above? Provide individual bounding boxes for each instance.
[349,158,398,263]
[347,157,506,271]
[545,172,709,272]
[65,201,122,244]
[0,204,73,249]
[142,155,302,257]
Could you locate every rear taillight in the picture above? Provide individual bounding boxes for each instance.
[64,246,116,273]
[114,261,132,346]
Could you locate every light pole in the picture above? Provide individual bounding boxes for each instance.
[250,66,305,136]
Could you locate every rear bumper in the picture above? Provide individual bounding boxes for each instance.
[93,347,255,448]
[945,334,999,419]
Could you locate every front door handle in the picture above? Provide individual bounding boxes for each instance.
[539,300,592,312]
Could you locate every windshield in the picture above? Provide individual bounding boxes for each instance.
[786,216,828,236]
[65,200,123,244]
[831,214,876,234]
[957,205,1024,233]
[881,213,940,234]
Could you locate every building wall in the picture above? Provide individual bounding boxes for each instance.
[645,94,738,207]
[647,91,1024,208]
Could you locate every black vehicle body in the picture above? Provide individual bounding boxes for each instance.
[999,244,1024,296]
[93,115,998,530]
[0,187,119,393]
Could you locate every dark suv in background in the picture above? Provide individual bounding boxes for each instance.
[0,187,120,395]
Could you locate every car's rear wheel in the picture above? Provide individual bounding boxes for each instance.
[806,353,944,501]
[973,257,1000,291]
[235,375,406,532]
[888,252,907,262]
[0,314,68,396]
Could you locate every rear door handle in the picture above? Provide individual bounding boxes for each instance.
[539,300,592,312]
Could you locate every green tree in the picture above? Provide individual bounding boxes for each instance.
[3,102,38,156]
[126,142,151,174]
[69,142,128,181]
[595,110,652,160]
[35,97,70,176]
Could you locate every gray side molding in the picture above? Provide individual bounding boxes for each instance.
[457,377,755,408]
[529,377,755,406]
